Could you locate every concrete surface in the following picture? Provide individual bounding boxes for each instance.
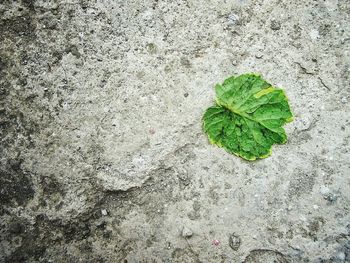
[0,0,349,262]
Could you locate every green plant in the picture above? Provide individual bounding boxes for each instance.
[202,73,293,161]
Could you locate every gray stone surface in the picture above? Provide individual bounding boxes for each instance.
[0,0,349,262]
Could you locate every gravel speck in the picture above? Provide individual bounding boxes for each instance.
[182,226,193,238]
[101,209,108,216]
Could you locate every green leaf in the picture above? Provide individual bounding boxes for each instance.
[203,73,293,161]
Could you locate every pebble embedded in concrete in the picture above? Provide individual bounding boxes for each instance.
[229,233,241,251]
[101,209,108,216]
[182,226,193,238]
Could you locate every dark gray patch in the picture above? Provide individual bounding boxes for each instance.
[0,109,39,152]
[244,249,289,263]
[3,220,45,262]
[0,160,35,209]
[0,13,36,41]
[180,57,191,68]
[39,16,58,30]
[3,212,96,262]
[290,24,302,48]
[65,45,81,58]
[177,169,190,187]
[208,186,219,204]
[8,220,26,235]
[187,210,200,220]
[0,58,11,82]
[38,175,66,209]
[0,55,10,100]
[318,24,331,36]
[307,217,325,240]
[288,171,315,199]
[323,191,339,204]
[79,0,89,10]
[270,20,281,30]
[40,176,64,196]
[290,130,313,145]
[21,0,36,11]
[193,200,201,211]
[51,50,64,64]
[146,43,157,54]
[0,56,7,74]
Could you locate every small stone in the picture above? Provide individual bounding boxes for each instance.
[295,114,312,131]
[224,182,232,189]
[255,53,263,59]
[52,8,59,15]
[320,186,338,203]
[270,20,281,30]
[228,13,239,25]
[182,226,193,238]
[193,200,201,211]
[212,239,221,246]
[146,43,157,54]
[18,78,27,86]
[320,185,330,195]
[341,96,348,103]
[101,209,108,216]
[309,29,320,40]
[187,210,200,220]
[66,45,81,58]
[324,192,338,203]
[229,233,241,251]
[184,92,189,97]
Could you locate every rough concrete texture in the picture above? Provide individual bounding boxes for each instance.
[0,0,349,262]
